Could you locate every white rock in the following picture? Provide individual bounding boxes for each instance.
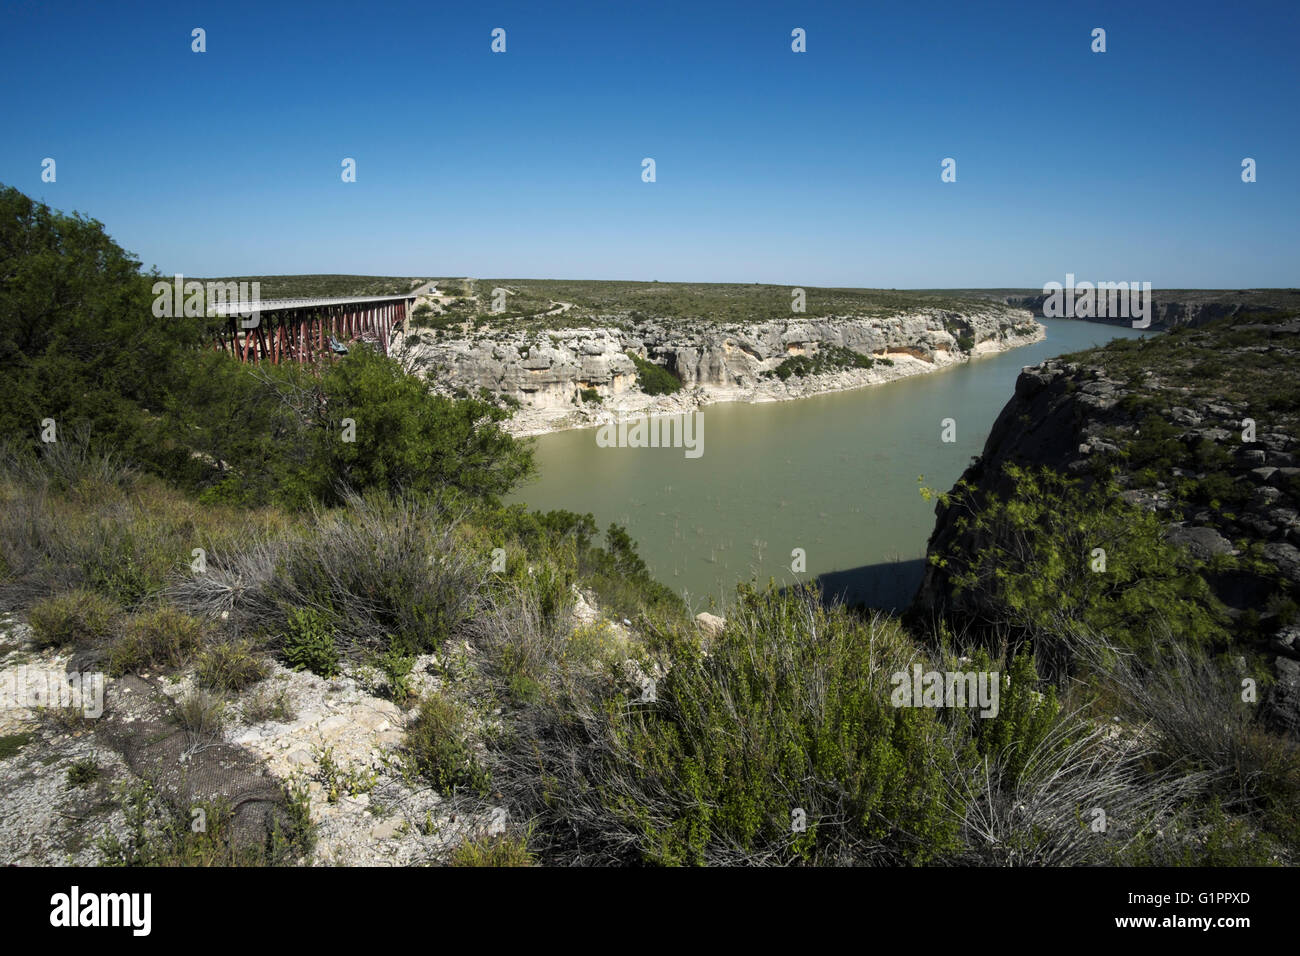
[694,612,726,637]
[370,819,401,840]
[318,715,350,736]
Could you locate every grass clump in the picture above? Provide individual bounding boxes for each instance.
[242,686,297,723]
[108,606,204,676]
[28,588,118,649]
[175,495,487,667]
[0,732,34,759]
[405,694,489,796]
[449,831,535,866]
[66,756,101,787]
[195,640,270,693]
[172,689,226,741]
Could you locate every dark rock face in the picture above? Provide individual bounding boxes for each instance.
[1165,525,1234,560]
[1270,659,1300,735]
[912,336,1300,732]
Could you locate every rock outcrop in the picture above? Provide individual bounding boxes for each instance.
[912,315,1300,731]
[397,308,1042,435]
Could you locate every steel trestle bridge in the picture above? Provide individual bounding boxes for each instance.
[207,293,417,363]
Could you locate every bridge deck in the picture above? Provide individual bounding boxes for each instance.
[210,293,418,363]
[205,292,418,316]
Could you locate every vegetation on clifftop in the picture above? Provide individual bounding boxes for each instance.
[414,277,1011,331]
[764,344,874,381]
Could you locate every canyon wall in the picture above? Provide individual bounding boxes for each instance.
[396,307,1042,434]
[1004,292,1291,330]
[912,316,1300,731]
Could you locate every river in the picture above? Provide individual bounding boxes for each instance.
[510,319,1151,613]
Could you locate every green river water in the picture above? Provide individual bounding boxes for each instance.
[509,319,1151,613]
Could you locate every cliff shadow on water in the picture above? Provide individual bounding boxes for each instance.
[805,559,927,615]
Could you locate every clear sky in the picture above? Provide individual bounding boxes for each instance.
[3,0,1296,287]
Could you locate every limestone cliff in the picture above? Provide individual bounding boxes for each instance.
[395,307,1042,435]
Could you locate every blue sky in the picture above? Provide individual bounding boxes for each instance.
[3,0,1296,287]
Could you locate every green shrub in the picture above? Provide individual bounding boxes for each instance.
[374,647,415,703]
[1125,413,1191,474]
[499,546,574,634]
[97,779,314,866]
[1125,798,1282,866]
[576,586,962,865]
[766,345,873,381]
[312,745,377,803]
[108,606,204,675]
[82,523,172,608]
[28,588,118,649]
[1190,471,1252,509]
[626,352,682,395]
[923,464,1230,657]
[405,694,488,795]
[0,186,206,470]
[575,522,685,625]
[964,648,1062,784]
[282,606,340,678]
[566,619,624,668]
[171,342,533,511]
[290,345,534,508]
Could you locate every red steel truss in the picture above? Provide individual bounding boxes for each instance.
[211,295,414,364]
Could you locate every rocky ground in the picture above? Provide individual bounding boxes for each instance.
[0,587,729,866]
[0,624,497,865]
